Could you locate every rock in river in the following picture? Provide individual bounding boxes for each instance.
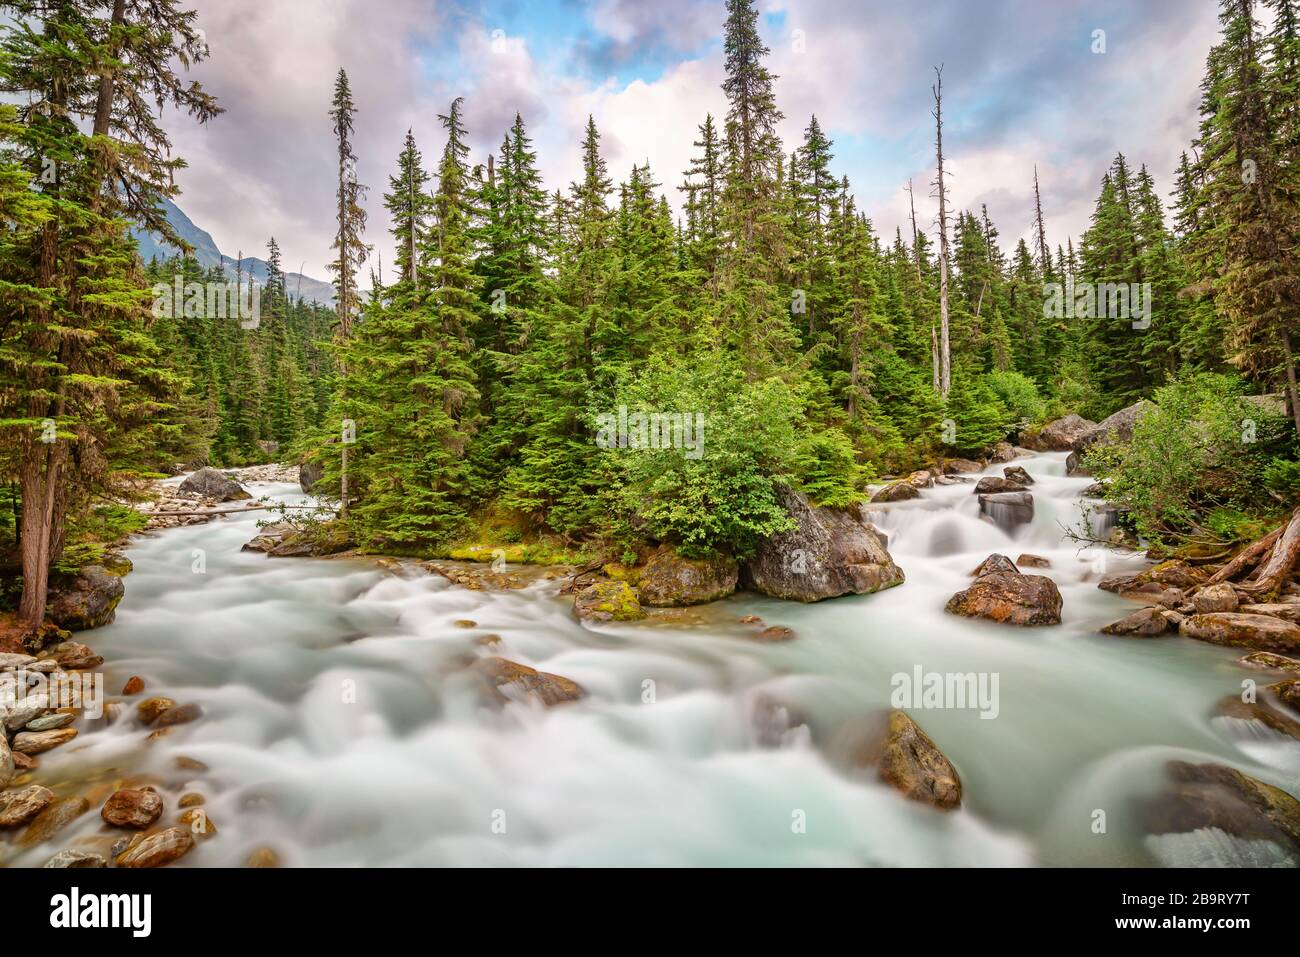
[101,788,164,829]
[178,466,251,502]
[946,567,1062,626]
[1191,582,1240,614]
[636,545,739,607]
[874,711,962,810]
[1003,465,1034,485]
[12,728,77,754]
[0,784,55,827]
[116,826,195,868]
[743,486,905,602]
[978,491,1034,528]
[573,580,645,622]
[1100,606,1174,637]
[472,656,585,707]
[1178,613,1300,653]
[973,476,1027,495]
[1140,760,1300,858]
[970,553,1018,578]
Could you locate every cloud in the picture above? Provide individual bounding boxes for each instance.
[159,0,1223,282]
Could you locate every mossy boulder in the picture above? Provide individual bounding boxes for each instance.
[636,545,738,607]
[573,580,645,622]
[47,565,125,631]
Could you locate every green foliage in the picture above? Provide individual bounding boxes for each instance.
[605,354,800,558]
[1084,373,1294,543]
[985,369,1046,426]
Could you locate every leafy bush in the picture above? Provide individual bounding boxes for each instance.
[792,428,868,507]
[606,353,806,558]
[1084,373,1295,544]
[1263,457,1300,499]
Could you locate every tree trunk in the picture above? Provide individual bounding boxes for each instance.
[92,0,128,137]
[932,67,952,398]
[1280,328,1300,438]
[1237,507,1300,598]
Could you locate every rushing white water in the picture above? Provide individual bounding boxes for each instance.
[7,452,1298,867]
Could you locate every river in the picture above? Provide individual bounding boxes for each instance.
[7,452,1298,866]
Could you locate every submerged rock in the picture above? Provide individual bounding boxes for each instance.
[573,581,645,622]
[743,487,904,602]
[636,545,738,607]
[178,467,251,502]
[874,711,962,810]
[472,656,585,707]
[1238,651,1300,674]
[47,565,124,631]
[1214,695,1300,741]
[18,796,90,847]
[946,569,1062,626]
[1016,553,1050,568]
[1140,760,1300,858]
[1179,613,1300,653]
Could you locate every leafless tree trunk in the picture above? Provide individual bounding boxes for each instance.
[931,67,952,398]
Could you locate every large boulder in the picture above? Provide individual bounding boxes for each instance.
[1003,465,1034,486]
[941,458,984,474]
[1179,613,1300,653]
[1024,414,1096,451]
[973,476,1027,495]
[870,482,920,503]
[874,711,962,810]
[1191,582,1240,614]
[47,565,124,631]
[573,581,645,622]
[636,546,738,607]
[1083,400,1152,449]
[743,487,905,602]
[945,567,1063,626]
[178,467,250,502]
[299,460,324,494]
[978,490,1034,527]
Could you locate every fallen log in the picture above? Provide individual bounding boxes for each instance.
[141,504,327,517]
[1204,524,1285,585]
[1236,507,1300,599]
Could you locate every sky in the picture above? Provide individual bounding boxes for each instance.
[163,0,1224,281]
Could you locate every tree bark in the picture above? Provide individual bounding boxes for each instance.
[1236,507,1300,598]
[932,67,952,398]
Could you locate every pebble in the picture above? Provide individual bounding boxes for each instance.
[13,728,78,754]
[178,793,205,808]
[246,846,280,868]
[44,849,107,868]
[25,712,74,732]
[122,676,145,695]
[179,807,217,837]
[155,702,202,727]
[115,826,195,868]
[136,696,176,724]
[101,788,164,829]
[0,784,55,827]
[18,796,90,846]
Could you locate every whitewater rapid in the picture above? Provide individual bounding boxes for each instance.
[7,452,1298,866]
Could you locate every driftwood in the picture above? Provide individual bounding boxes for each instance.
[1203,525,1285,585]
[141,504,325,518]
[1235,507,1300,598]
